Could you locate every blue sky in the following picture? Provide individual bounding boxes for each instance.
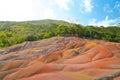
[0,0,120,26]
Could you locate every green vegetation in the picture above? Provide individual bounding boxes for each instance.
[0,19,120,48]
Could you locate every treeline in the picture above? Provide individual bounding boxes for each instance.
[0,19,120,48]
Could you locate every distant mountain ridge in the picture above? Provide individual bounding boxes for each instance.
[0,19,71,28]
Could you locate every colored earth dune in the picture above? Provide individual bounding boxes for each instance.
[0,37,120,80]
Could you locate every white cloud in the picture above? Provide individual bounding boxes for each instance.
[0,0,36,21]
[54,0,73,10]
[104,4,113,13]
[0,0,73,21]
[88,16,120,27]
[80,0,93,13]
[30,0,56,20]
[114,1,120,12]
[41,8,55,19]
[0,0,55,21]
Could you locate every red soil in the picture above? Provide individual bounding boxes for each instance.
[0,37,120,80]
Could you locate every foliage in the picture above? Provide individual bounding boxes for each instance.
[0,19,120,48]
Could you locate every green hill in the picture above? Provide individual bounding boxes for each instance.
[0,19,120,48]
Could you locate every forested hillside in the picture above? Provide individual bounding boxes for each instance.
[0,19,120,48]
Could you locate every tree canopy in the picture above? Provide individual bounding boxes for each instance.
[0,19,120,48]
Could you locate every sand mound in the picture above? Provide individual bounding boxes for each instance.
[0,37,120,80]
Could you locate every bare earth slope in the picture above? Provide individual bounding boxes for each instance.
[0,37,120,80]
